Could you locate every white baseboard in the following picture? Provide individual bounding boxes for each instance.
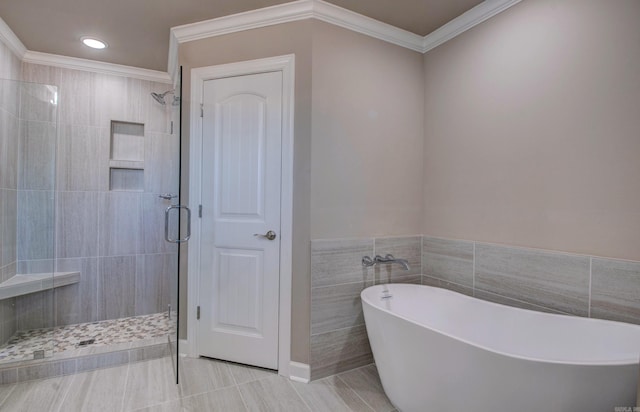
[178,339,190,357]
[289,361,311,383]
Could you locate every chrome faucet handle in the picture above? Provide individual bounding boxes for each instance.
[362,256,375,267]
[374,254,394,263]
[158,193,178,200]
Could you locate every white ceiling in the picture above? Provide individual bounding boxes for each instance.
[0,0,483,72]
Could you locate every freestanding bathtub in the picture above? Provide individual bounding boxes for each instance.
[362,284,640,412]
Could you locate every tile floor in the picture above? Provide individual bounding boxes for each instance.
[0,312,174,363]
[0,356,397,411]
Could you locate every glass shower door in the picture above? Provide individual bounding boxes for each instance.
[0,79,57,365]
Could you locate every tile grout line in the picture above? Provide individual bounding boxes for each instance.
[54,367,79,411]
[0,383,17,408]
[472,241,476,295]
[119,362,131,412]
[336,374,377,412]
[227,363,251,412]
[286,378,313,412]
[587,256,593,317]
[235,383,251,411]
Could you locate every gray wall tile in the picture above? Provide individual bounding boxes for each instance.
[142,81,172,133]
[15,289,55,331]
[144,132,179,194]
[310,325,372,380]
[19,83,57,124]
[21,63,61,86]
[0,367,17,385]
[129,343,170,363]
[475,243,590,316]
[311,238,374,288]
[0,78,20,117]
[379,274,421,285]
[0,110,20,190]
[59,68,95,96]
[142,194,178,255]
[19,120,56,191]
[98,256,137,320]
[1,189,17,268]
[311,281,371,335]
[135,254,172,316]
[0,298,16,346]
[374,236,421,283]
[109,168,144,191]
[473,290,569,315]
[59,90,96,127]
[422,236,474,287]
[56,192,99,258]
[57,125,107,192]
[16,259,54,275]
[17,190,55,261]
[76,351,129,373]
[55,258,99,325]
[0,261,16,284]
[98,192,143,257]
[16,359,75,382]
[422,275,473,296]
[591,258,640,324]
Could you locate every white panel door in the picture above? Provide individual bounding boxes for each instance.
[199,71,282,369]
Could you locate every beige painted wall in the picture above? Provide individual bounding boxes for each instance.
[423,0,640,261]
[179,20,425,363]
[179,21,313,363]
[311,21,424,239]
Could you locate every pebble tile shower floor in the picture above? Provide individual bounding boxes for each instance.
[0,313,173,363]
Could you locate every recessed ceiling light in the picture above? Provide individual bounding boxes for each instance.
[81,37,107,49]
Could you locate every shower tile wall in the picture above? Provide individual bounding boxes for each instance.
[15,63,178,330]
[310,236,421,380]
[0,41,24,346]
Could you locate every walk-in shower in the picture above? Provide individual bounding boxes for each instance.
[0,72,182,384]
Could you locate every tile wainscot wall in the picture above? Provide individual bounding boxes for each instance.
[310,235,640,380]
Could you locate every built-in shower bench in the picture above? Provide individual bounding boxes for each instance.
[0,272,80,300]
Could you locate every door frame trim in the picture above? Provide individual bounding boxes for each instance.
[188,54,295,377]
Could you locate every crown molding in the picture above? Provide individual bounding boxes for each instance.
[23,51,172,83]
[172,0,313,43]
[422,0,523,53]
[312,0,424,52]
[171,0,424,52]
[0,16,27,59]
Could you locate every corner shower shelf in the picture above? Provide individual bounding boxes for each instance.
[0,272,80,300]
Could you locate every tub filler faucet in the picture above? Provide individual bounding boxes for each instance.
[362,254,410,300]
[362,254,411,271]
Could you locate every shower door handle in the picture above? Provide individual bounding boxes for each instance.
[164,205,191,243]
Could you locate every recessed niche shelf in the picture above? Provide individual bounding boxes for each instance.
[110,168,144,192]
[110,121,145,191]
[110,121,144,162]
[109,160,144,170]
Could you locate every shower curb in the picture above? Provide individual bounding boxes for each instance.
[0,341,171,385]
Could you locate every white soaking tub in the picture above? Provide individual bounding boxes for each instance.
[361,283,640,412]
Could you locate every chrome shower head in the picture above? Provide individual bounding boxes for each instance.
[151,89,175,105]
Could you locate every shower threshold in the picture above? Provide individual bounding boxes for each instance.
[0,312,174,364]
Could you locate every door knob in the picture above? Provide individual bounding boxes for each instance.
[254,230,277,240]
